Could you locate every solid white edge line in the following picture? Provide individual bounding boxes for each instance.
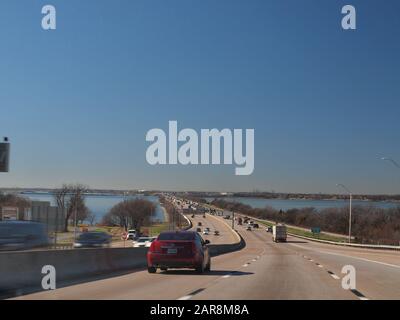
[331,274,340,280]
[178,295,192,301]
[289,243,400,270]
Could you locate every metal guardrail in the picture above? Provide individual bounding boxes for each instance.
[288,233,400,251]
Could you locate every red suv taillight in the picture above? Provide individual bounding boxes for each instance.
[191,242,197,255]
[149,240,161,253]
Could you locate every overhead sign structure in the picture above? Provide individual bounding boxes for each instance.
[0,142,10,172]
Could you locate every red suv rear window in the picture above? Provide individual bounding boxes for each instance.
[158,232,195,241]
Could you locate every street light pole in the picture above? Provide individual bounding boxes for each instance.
[336,184,352,244]
[232,211,235,229]
[381,157,400,170]
[74,196,78,242]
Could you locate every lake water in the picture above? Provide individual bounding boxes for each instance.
[206,197,399,211]
[20,193,165,223]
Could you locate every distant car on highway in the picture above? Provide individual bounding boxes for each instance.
[147,231,211,273]
[196,227,202,233]
[246,226,252,231]
[198,222,202,226]
[203,230,209,235]
[253,224,259,229]
[0,221,49,251]
[266,227,273,233]
[126,229,137,240]
[74,231,111,248]
[214,230,220,236]
[133,237,156,248]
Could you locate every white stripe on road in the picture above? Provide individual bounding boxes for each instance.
[290,243,400,270]
[331,274,340,280]
[178,296,192,301]
[222,275,231,279]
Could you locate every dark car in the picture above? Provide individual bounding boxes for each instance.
[0,221,49,251]
[74,231,111,248]
[147,231,211,274]
[198,222,202,227]
[253,224,259,229]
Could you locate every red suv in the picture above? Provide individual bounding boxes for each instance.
[147,231,211,274]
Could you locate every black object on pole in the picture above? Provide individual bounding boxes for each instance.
[0,138,10,173]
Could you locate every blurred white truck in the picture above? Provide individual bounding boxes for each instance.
[272,225,287,242]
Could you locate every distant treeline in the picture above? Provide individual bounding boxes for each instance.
[179,192,400,202]
[210,199,400,246]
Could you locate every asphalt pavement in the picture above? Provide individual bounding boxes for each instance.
[12,214,400,300]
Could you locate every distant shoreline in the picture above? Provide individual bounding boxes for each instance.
[3,189,400,203]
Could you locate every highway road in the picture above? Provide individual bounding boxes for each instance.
[12,214,400,300]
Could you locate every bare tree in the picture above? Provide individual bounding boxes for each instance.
[86,213,96,226]
[53,184,89,231]
[104,199,155,231]
[0,193,31,220]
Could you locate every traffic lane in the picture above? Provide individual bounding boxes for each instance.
[248,230,400,299]
[13,232,264,300]
[205,213,239,244]
[193,239,356,300]
[287,240,400,300]
[13,223,357,300]
[14,214,250,300]
[188,214,236,245]
[287,237,400,266]
[14,219,365,300]
[187,223,355,300]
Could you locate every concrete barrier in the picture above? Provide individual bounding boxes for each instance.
[0,247,148,295]
[208,233,246,257]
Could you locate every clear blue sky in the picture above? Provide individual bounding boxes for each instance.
[1,0,400,194]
